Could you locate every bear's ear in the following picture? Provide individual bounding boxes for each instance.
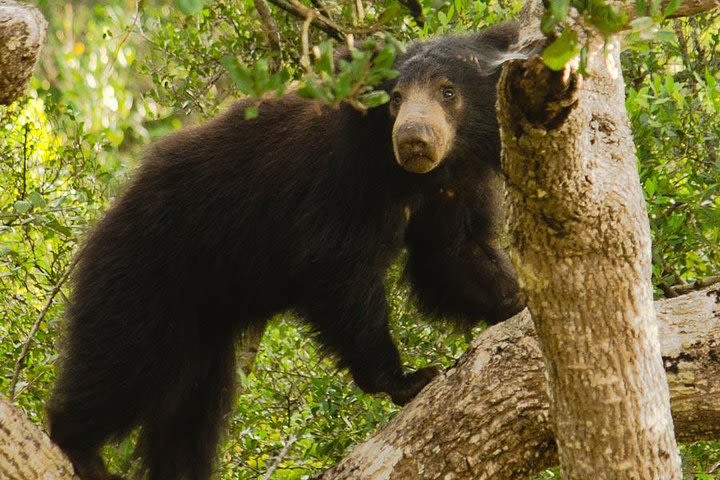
[473,21,543,70]
[476,21,521,52]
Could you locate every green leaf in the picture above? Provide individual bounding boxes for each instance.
[13,200,32,213]
[28,191,46,208]
[578,43,589,75]
[221,56,254,95]
[540,12,558,35]
[359,91,390,109]
[549,0,570,23]
[267,68,290,95]
[651,29,676,43]
[244,105,259,120]
[629,16,655,32]
[254,60,270,93]
[176,0,203,15]
[317,41,335,75]
[379,2,403,25]
[45,216,72,237]
[541,28,580,71]
[332,72,354,100]
[635,0,650,16]
[541,0,569,33]
[297,77,334,104]
[372,45,397,71]
[662,0,682,17]
[571,0,628,37]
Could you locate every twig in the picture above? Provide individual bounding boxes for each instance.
[21,123,28,200]
[353,0,365,24]
[254,0,282,56]
[310,0,333,19]
[105,0,143,76]
[300,11,314,73]
[0,206,81,220]
[262,434,298,480]
[267,0,344,40]
[8,259,76,400]
[666,274,720,297]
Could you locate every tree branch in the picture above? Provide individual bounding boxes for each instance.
[254,0,282,56]
[665,0,720,18]
[8,261,76,400]
[320,285,720,479]
[665,274,720,297]
[265,0,344,41]
[0,399,75,479]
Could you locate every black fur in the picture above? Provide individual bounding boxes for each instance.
[48,22,525,480]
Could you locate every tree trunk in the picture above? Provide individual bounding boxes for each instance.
[320,285,720,480]
[2,287,719,479]
[0,1,47,105]
[496,1,686,478]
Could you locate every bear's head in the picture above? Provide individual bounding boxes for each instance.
[388,22,534,174]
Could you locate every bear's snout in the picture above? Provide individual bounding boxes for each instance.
[391,85,456,174]
[395,123,438,172]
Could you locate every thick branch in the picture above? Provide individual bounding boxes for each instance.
[253,0,282,55]
[320,286,720,479]
[0,1,47,105]
[0,399,76,479]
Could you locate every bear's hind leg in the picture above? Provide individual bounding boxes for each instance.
[47,338,147,479]
[136,330,237,480]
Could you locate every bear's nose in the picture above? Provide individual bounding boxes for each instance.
[395,123,434,148]
[393,121,441,173]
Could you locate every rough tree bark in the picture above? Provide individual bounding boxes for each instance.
[2,286,719,480]
[0,399,76,479]
[0,1,47,105]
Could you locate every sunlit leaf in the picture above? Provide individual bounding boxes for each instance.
[541,28,580,71]
[13,200,32,213]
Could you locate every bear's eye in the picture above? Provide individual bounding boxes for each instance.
[442,87,455,100]
[391,92,402,106]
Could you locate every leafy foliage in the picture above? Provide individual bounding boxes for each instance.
[540,0,682,71]
[624,12,720,293]
[1,1,718,479]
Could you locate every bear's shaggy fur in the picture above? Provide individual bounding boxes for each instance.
[48,22,525,480]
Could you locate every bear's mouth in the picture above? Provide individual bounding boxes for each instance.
[397,154,440,174]
[394,141,441,174]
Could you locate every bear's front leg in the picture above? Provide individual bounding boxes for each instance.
[302,279,439,406]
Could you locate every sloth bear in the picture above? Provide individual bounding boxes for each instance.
[48,21,528,480]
